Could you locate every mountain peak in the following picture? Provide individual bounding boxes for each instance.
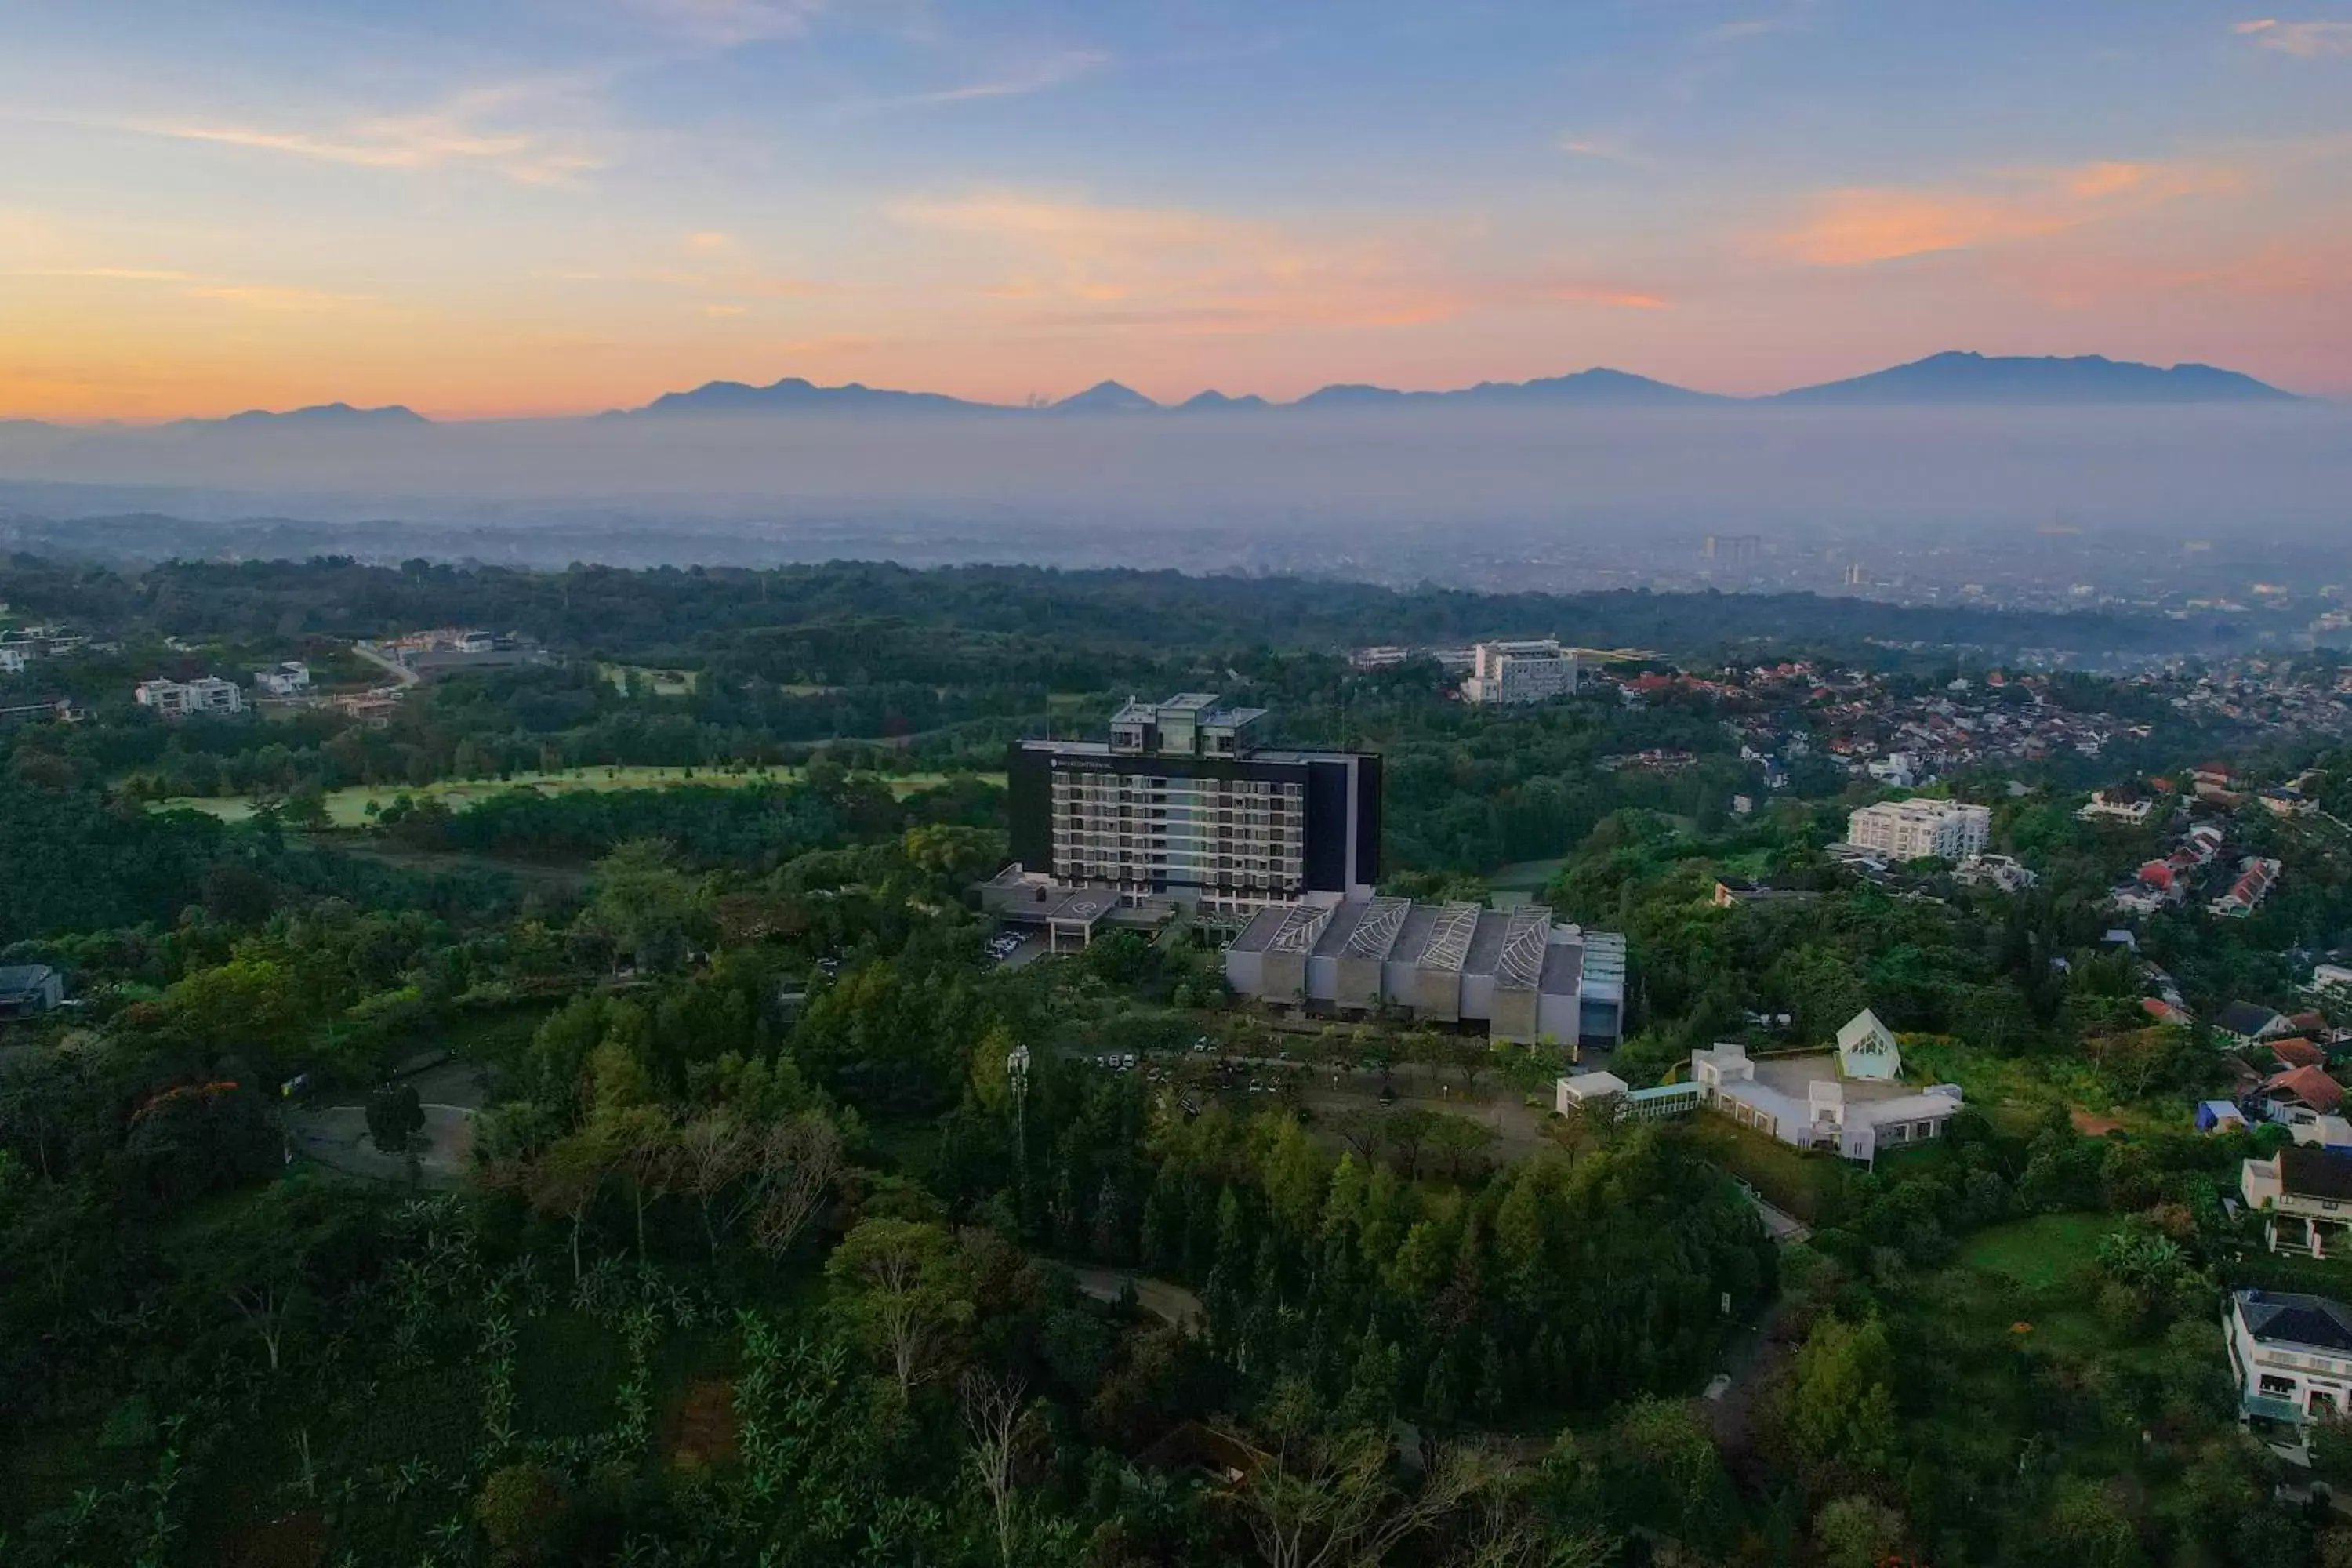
[1175,390,1269,412]
[630,376,991,416]
[216,401,430,427]
[1052,379,1160,412]
[1772,351,2301,405]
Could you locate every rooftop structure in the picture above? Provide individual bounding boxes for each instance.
[0,964,64,1021]
[1224,896,1624,1047]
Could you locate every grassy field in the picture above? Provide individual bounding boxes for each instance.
[1959,1212,2119,1289]
[1489,857,1569,894]
[1679,1112,1848,1222]
[154,766,998,828]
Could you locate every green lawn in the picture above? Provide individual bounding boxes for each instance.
[1489,858,1568,894]
[1679,1112,1846,1222]
[152,766,999,827]
[1959,1213,2119,1290]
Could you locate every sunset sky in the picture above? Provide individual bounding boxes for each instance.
[5,0,2350,419]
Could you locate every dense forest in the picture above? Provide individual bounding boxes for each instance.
[7,554,2352,1565]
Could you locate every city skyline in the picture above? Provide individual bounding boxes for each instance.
[6,0,2351,419]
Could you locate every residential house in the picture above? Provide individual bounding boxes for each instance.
[0,647,24,677]
[2241,1149,2352,1255]
[2216,1001,2292,1047]
[2261,788,2318,819]
[0,964,64,1021]
[1955,853,2038,893]
[2310,964,2352,1000]
[2274,1040,2328,1073]
[2253,1065,2347,1127]
[252,660,312,697]
[2144,998,2197,1029]
[2211,857,2284,919]
[2079,790,2154,825]
[2226,1288,2352,1430]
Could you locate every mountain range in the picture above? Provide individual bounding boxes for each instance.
[0,354,2312,431]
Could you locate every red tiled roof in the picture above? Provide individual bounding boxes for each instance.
[2273,1039,2326,1069]
[2264,1065,2347,1113]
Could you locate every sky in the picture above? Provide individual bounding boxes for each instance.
[4,0,2350,420]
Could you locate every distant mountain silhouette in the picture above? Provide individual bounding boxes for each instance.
[1454,368,1726,406]
[205,402,432,429]
[1051,380,1160,413]
[630,377,994,416]
[1771,351,2301,405]
[1174,390,1270,412]
[1294,367,1722,408]
[124,352,2309,430]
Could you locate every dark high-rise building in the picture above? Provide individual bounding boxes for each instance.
[1006,694,1381,919]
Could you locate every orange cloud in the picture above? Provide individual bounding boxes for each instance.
[1772,159,2238,266]
[1548,284,1671,310]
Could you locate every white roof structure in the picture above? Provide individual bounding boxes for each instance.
[1835,1008,1901,1080]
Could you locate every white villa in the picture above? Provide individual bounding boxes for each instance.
[2241,1147,2352,1257]
[2227,1288,2352,1434]
[1692,1010,1963,1163]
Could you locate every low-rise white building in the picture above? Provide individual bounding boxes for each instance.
[1955,853,2038,893]
[2079,790,2154,825]
[133,676,244,718]
[2227,1287,2352,1430]
[1691,1018,1963,1163]
[1845,798,1991,862]
[1461,639,1579,705]
[252,660,312,697]
[0,647,26,677]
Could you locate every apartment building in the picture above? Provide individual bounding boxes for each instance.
[1461,639,1580,705]
[1005,695,1380,918]
[133,676,245,718]
[1845,798,1991,862]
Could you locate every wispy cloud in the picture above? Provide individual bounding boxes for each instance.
[899,49,1107,105]
[137,84,604,187]
[1548,284,1672,310]
[827,48,1109,114]
[2234,17,2352,55]
[626,0,825,49]
[685,231,733,252]
[1770,158,2239,266]
[19,266,198,282]
[184,283,375,313]
[1558,134,1648,165]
